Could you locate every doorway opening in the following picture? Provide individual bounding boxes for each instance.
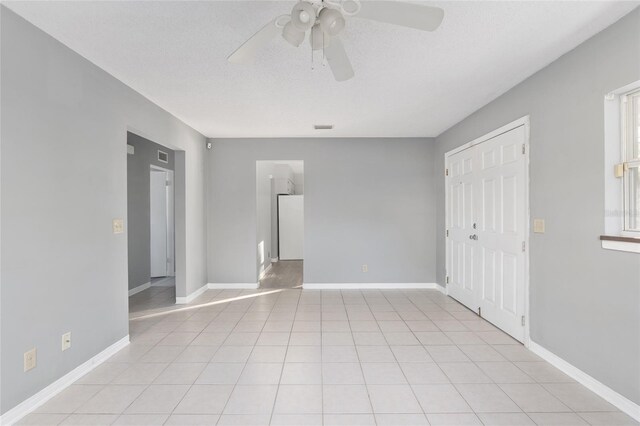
[127,133,176,315]
[256,160,304,289]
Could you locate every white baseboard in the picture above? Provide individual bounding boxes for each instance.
[271,257,279,263]
[0,336,130,426]
[302,283,441,290]
[128,282,150,296]
[435,283,448,295]
[208,283,259,289]
[529,340,640,422]
[175,283,208,304]
[258,264,273,280]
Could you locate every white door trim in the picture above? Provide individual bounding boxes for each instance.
[445,115,531,347]
[150,164,175,278]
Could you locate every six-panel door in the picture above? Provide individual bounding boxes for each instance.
[446,125,527,342]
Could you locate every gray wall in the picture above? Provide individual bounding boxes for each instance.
[127,132,175,290]
[0,8,208,415]
[207,138,436,284]
[433,9,640,405]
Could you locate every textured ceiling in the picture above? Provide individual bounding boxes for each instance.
[4,1,638,138]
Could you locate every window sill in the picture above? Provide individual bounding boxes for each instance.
[600,235,640,253]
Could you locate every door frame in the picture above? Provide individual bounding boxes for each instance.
[444,115,531,347]
[150,164,175,279]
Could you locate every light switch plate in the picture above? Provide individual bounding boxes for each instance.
[533,219,545,233]
[127,144,135,155]
[112,219,124,234]
[62,332,71,351]
[362,264,368,273]
[24,348,36,372]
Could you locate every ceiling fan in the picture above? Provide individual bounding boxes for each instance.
[227,0,444,81]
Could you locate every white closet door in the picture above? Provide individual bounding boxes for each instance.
[279,195,304,260]
[446,147,477,310]
[474,126,527,341]
[150,170,168,277]
[446,124,527,342]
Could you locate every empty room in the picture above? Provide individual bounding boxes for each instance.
[0,1,639,426]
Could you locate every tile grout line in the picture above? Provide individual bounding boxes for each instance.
[165,289,236,425]
[213,288,273,424]
[267,288,301,425]
[160,290,227,425]
[358,288,382,424]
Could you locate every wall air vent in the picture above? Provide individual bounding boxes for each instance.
[314,124,334,130]
[157,150,168,163]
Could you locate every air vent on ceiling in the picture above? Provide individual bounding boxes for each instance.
[314,124,334,130]
[158,150,168,163]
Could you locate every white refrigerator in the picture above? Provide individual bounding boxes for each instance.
[278,195,304,260]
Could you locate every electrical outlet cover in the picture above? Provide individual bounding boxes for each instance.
[24,348,36,372]
[62,332,71,351]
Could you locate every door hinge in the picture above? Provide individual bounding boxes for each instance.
[522,144,526,155]
[522,241,526,252]
[445,168,449,176]
[445,275,449,284]
[165,180,171,187]
[521,316,525,326]
[446,229,449,237]
[478,307,482,317]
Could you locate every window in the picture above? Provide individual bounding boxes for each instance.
[622,89,640,232]
[602,81,640,252]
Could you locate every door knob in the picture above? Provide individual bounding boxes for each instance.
[469,234,478,240]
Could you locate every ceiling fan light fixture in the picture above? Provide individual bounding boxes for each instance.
[310,24,330,50]
[319,7,345,36]
[282,21,305,47]
[291,1,316,31]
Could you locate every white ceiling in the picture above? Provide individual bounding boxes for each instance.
[4,1,638,138]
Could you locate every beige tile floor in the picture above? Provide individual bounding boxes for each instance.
[259,261,303,289]
[129,280,176,316]
[18,289,639,426]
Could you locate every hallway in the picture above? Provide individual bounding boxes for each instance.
[129,278,176,318]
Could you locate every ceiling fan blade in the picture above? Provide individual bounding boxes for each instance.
[355,1,444,31]
[228,17,284,64]
[324,36,354,82]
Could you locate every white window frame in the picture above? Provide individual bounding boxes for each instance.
[603,80,640,253]
[621,89,640,233]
